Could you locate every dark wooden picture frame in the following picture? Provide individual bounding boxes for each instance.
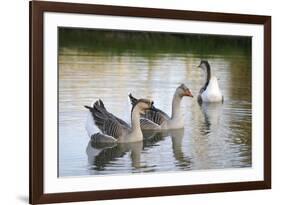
[30,1,271,204]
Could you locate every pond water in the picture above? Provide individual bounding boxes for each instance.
[58,31,252,177]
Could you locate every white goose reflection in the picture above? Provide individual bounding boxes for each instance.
[199,103,223,136]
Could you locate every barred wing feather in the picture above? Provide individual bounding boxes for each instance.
[96,100,129,128]
[140,118,161,130]
[129,94,170,126]
[88,100,130,139]
[142,107,170,126]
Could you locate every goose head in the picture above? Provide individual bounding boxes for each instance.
[198,60,211,74]
[133,99,155,115]
[176,83,193,98]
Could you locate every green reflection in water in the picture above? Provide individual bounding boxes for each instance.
[59,28,251,57]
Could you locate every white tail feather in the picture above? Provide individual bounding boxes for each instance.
[85,111,96,137]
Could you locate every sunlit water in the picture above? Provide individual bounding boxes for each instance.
[58,50,251,177]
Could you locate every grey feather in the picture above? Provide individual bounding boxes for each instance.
[128,94,170,126]
[87,100,130,139]
[91,133,117,144]
[140,118,161,130]
[142,109,169,126]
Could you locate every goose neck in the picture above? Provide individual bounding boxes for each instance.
[203,65,211,88]
[131,106,141,132]
[171,93,182,119]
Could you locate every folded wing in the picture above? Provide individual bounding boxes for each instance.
[85,100,130,139]
[129,94,170,126]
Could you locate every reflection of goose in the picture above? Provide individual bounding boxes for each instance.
[87,141,144,170]
[86,132,164,171]
[163,129,191,168]
[129,84,193,130]
[197,60,223,103]
[199,103,223,135]
[85,98,154,143]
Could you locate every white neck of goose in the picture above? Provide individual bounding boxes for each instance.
[171,91,183,120]
[131,106,142,132]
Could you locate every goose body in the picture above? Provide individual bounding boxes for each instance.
[200,76,223,102]
[129,84,193,130]
[85,99,154,143]
[197,60,223,103]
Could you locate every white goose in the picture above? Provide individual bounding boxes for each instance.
[129,84,193,130]
[197,60,223,103]
[85,98,154,143]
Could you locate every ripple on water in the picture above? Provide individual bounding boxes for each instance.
[58,52,252,177]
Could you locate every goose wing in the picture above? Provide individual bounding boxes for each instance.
[85,100,130,139]
[90,132,117,144]
[140,118,161,130]
[95,99,129,127]
[129,93,170,126]
[142,108,170,126]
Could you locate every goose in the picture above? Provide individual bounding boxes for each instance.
[84,98,154,143]
[129,84,193,130]
[197,60,223,103]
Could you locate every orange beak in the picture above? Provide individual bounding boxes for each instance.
[184,90,193,97]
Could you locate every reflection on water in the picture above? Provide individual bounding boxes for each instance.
[199,103,223,135]
[86,130,192,174]
[58,30,251,177]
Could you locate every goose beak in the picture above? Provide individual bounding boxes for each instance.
[185,90,193,97]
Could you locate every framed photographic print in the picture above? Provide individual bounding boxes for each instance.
[29,0,271,204]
